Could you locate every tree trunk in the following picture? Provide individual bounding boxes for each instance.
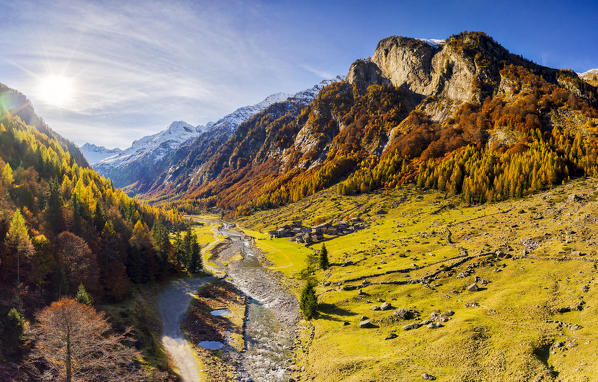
[65,324,72,382]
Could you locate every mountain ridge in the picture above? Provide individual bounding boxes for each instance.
[143,31,597,214]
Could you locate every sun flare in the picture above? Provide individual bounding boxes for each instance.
[36,74,75,108]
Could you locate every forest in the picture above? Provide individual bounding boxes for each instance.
[0,112,201,379]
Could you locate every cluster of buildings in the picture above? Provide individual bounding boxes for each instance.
[267,218,365,245]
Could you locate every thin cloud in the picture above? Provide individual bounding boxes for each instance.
[300,64,335,80]
[0,0,312,148]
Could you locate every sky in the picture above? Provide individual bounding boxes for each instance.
[0,0,597,148]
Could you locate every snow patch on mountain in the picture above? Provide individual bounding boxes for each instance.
[290,75,344,104]
[80,143,122,165]
[579,68,598,76]
[206,92,291,134]
[416,38,445,47]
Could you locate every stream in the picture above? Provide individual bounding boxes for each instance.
[159,220,299,382]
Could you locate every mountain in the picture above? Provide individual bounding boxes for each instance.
[94,93,291,194]
[142,77,343,201]
[80,143,122,165]
[92,120,204,191]
[143,32,597,215]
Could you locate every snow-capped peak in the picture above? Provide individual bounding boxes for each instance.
[96,120,203,168]
[289,75,344,103]
[80,143,122,165]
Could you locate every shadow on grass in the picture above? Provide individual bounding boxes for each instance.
[317,303,357,321]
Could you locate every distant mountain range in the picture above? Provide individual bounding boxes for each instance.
[81,80,340,195]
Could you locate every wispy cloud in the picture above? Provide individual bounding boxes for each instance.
[300,64,336,80]
[0,0,330,148]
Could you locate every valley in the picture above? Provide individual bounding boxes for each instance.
[1,10,598,380]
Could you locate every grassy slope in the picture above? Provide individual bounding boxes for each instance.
[236,180,598,381]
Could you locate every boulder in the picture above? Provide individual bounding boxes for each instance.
[359,320,374,328]
[421,373,436,380]
[394,308,413,320]
[427,322,443,329]
[467,283,480,292]
[403,322,422,331]
[380,302,392,310]
[384,332,398,340]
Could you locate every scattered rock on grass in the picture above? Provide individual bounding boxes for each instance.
[403,322,422,331]
[467,283,480,292]
[422,373,436,380]
[360,320,374,328]
[385,332,397,340]
[427,322,443,329]
[394,309,413,320]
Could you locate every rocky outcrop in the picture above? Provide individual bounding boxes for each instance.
[346,59,390,95]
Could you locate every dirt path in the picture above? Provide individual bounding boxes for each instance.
[158,277,212,382]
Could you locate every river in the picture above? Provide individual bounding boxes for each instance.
[158,220,298,382]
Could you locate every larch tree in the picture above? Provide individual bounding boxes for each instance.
[2,209,35,285]
[27,298,141,382]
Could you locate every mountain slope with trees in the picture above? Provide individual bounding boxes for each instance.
[146,32,598,216]
[0,85,189,378]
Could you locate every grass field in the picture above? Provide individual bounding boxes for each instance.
[236,179,598,381]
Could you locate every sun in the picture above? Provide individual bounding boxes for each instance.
[36,75,75,108]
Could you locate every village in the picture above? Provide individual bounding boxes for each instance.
[267,217,366,245]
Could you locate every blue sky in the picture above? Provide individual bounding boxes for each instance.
[0,0,596,148]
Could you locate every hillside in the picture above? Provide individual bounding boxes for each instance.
[0,84,186,378]
[92,92,291,196]
[235,177,598,381]
[144,77,343,203]
[143,32,597,216]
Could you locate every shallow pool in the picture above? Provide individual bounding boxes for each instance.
[198,340,224,350]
